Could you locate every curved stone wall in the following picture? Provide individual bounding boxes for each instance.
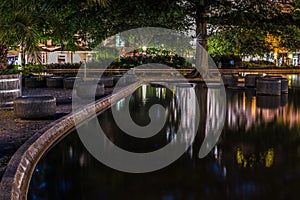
[0,81,142,200]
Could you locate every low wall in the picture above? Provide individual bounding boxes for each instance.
[0,81,142,200]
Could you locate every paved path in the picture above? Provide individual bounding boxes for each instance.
[0,87,112,180]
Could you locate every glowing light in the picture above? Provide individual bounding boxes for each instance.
[236,148,274,168]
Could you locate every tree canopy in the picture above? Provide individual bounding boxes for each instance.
[205,0,300,63]
[0,0,299,69]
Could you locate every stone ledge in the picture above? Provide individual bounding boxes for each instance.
[0,81,142,200]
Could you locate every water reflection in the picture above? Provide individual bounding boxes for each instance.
[289,74,300,88]
[203,88,226,156]
[236,148,274,168]
[28,82,300,200]
[172,85,198,152]
[225,88,299,131]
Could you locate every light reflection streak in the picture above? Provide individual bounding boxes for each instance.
[167,85,197,155]
[156,88,161,99]
[115,98,125,111]
[142,84,147,104]
[226,89,300,130]
[205,89,226,138]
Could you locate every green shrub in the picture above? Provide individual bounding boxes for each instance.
[242,61,276,69]
[45,63,81,69]
[0,65,20,75]
[108,55,192,69]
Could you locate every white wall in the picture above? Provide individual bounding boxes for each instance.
[48,52,58,64]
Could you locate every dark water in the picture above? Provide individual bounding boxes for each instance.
[28,80,300,200]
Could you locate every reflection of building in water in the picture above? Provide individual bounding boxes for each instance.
[226,90,300,130]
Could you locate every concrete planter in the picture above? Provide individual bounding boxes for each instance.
[113,75,122,85]
[25,77,46,88]
[264,76,288,94]
[63,77,78,89]
[245,74,262,87]
[76,81,105,99]
[14,95,56,119]
[273,77,288,94]
[256,78,281,96]
[0,74,22,109]
[221,73,238,86]
[113,75,137,87]
[279,78,288,94]
[99,77,114,88]
[46,77,64,88]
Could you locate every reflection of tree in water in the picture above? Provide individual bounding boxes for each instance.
[192,84,226,158]
[204,88,226,148]
[217,89,300,169]
[209,106,300,199]
[97,84,199,153]
[29,84,300,200]
[224,88,300,132]
[207,87,300,199]
[289,75,300,89]
[288,88,300,110]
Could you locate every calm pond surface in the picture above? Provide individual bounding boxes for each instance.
[28,76,300,200]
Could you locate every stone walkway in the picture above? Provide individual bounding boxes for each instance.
[0,87,112,179]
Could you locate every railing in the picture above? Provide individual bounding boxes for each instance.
[44,68,300,75]
[218,69,300,74]
[45,68,194,74]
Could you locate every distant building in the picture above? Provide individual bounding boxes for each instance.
[26,51,93,64]
[7,53,19,65]
[11,39,93,65]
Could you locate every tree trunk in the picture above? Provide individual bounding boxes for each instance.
[71,51,73,64]
[0,43,8,70]
[195,4,209,77]
[20,44,26,67]
[196,11,208,51]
